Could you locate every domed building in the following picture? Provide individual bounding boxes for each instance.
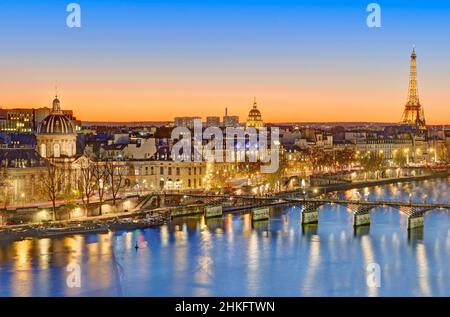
[246,98,264,129]
[36,96,77,158]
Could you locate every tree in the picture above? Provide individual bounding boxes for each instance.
[393,150,407,167]
[0,165,12,209]
[105,161,128,206]
[63,192,79,220]
[39,159,65,220]
[359,151,384,179]
[265,152,288,193]
[438,143,450,163]
[78,158,95,213]
[91,156,108,216]
[307,148,334,172]
[334,148,356,170]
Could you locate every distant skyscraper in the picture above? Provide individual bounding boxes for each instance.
[401,48,427,131]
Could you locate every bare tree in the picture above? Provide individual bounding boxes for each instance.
[92,159,108,215]
[105,161,128,206]
[78,158,95,213]
[39,159,64,220]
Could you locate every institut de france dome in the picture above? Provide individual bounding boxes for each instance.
[36,96,77,158]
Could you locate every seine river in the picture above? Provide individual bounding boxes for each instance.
[1,179,450,297]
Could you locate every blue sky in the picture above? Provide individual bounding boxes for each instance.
[0,0,449,122]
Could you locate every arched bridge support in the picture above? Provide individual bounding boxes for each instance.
[402,206,432,230]
[350,204,376,227]
[301,202,324,225]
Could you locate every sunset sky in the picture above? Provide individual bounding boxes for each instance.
[1,0,450,123]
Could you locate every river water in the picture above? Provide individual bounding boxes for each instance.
[1,178,450,297]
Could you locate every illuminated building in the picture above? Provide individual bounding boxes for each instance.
[206,116,220,127]
[401,48,427,132]
[36,96,77,158]
[246,98,264,129]
[174,116,201,128]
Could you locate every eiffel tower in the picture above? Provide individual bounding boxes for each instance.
[401,47,427,131]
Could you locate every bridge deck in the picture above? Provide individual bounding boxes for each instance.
[142,193,450,215]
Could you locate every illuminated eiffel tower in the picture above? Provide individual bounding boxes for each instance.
[401,47,427,131]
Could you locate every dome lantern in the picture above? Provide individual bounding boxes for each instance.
[52,95,62,113]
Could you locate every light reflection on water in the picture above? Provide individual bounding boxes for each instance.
[1,179,450,296]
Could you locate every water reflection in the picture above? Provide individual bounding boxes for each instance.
[416,243,431,296]
[1,178,450,296]
[361,235,378,297]
[12,240,32,296]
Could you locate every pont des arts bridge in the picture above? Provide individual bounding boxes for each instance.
[135,191,450,231]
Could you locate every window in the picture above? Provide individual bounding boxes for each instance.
[194,167,197,175]
[40,144,46,158]
[151,166,154,175]
[188,167,191,175]
[53,144,60,158]
[168,167,172,175]
[176,167,180,176]
[145,167,148,175]
[188,179,191,187]
[160,166,164,175]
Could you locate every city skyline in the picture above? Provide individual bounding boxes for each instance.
[1,1,450,124]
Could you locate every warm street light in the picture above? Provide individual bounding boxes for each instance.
[429,148,437,162]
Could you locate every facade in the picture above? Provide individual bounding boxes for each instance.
[0,106,80,134]
[353,138,431,163]
[0,149,46,206]
[206,116,221,127]
[174,116,201,128]
[0,108,34,133]
[128,160,207,191]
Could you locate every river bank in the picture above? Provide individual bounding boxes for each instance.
[0,208,169,242]
[316,170,450,194]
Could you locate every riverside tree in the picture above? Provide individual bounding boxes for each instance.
[78,158,95,213]
[359,151,385,179]
[39,159,65,220]
[91,156,108,216]
[105,160,128,207]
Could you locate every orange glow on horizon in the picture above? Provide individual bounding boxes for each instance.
[1,81,450,124]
